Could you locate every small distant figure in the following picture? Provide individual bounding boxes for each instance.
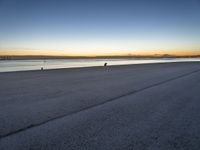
[41,67,44,71]
[104,63,107,67]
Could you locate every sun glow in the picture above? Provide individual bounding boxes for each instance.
[0,48,200,57]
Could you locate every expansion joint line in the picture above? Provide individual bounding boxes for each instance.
[1,68,200,139]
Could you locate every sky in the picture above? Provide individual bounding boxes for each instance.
[0,0,200,56]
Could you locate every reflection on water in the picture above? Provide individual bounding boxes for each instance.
[0,58,200,72]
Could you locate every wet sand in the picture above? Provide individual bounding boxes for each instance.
[1,62,200,150]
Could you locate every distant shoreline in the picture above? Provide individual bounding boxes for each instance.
[1,55,200,60]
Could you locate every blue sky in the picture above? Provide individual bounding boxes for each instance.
[0,0,200,56]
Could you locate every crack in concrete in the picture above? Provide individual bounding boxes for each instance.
[1,68,200,139]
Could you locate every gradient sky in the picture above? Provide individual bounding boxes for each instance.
[0,0,200,56]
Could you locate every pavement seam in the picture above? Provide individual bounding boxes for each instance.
[1,68,200,139]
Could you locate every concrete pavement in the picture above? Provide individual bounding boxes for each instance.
[0,62,200,149]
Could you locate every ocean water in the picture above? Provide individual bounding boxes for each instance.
[0,58,200,72]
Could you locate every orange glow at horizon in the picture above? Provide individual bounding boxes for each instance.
[0,48,200,56]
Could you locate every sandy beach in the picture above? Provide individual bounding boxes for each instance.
[1,62,200,150]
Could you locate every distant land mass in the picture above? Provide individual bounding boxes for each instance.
[0,54,200,60]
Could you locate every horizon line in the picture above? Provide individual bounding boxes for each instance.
[1,54,200,58]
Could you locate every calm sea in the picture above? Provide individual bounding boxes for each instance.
[0,58,200,72]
